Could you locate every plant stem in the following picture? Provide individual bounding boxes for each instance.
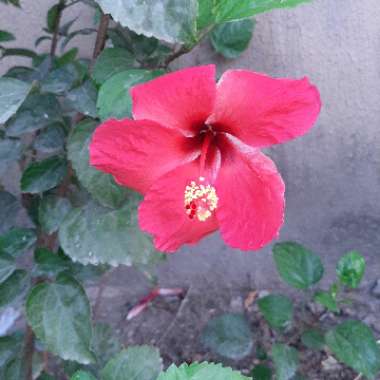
[24,325,35,380]
[50,0,66,57]
[93,13,110,59]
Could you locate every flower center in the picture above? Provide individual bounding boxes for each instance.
[184,177,218,222]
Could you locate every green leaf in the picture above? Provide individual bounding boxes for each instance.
[201,313,253,360]
[210,19,254,59]
[314,290,339,312]
[3,356,26,380]
[0,137,23,175]
[0,270,29,308]
[95,0,198,44]
[0,252,16,284]
[91,323,122,369]
[1,48,37,59]
[21,156,67,194]
[97,69,164,121]
[0,78,31,124]
[0,192,22,235]
[157,362,250,380]
[325,320,380,379]
[336,251,365,289]
[101,346,162,380]
[33,248,70,276]
[37,373,55,380]
[33,123,66,154]
[67,81,97,118]
[0,228,37,257]
[41,66,78,95]
[67,119,128,208]
[251,364,272,380]
[273,242,324,290]
[6,93,62,137]
[0,334,23,367]
[92,48,135,85]
[272,344,299,380]
[214,0,312,23]
[257,294,293,329]
[38,195,72,234]
[0,30,15,42]
[47,3,60,33]
[26,273,95,364]
[70,371,96,380]
[301,328,325,350]
[59,197,161,267]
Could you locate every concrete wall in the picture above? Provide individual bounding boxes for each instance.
[1,0,379,289]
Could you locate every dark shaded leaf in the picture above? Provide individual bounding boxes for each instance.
[325,320,380,379]
[272,344,299,380]
[201,313,253,360]
[258,294,293,329]
[0,270,29,308]
[0,228,37,257]
[26,273,95,364]
[67,81,97,118]
[38,195,72,234]
[21,156,67,194]
[210,19,254,59]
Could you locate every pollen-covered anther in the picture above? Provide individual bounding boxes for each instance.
[184,179,218,222]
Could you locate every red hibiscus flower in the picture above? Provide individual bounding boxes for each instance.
[89,65,321,253]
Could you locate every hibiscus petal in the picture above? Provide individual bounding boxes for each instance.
[138,159,220,253]
[131,65,216,136]
[215,134,285,250]
[208,70,321,148]
[89,118,199,194]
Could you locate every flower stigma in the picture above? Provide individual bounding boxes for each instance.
[184,177,218,222]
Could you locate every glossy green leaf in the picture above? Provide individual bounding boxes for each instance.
[201,313,253,360]
[67,119,128,208]
[0,228,37,257]
[21,156,67,194]
[210,19,254,59]
[101,346,162,380]
[6,93,62,137]
[0,192,22,235]
[38,195,72,234]
[59,197,161,267]
[157,362,250,380]
[301,328,325,350]
[26,273,95,364]
[272,344,299,380]
[97,69,164,121]
[336,251,365,289]
[33,123,66,153]
[67,81,97,118]
[251,364,272,380]
[0,253,15,284]
[258,294,293,329]
[0,270,29,308]
[0,30,15,42]
[95,0,198,44]
[0,78,31,124]
[214,0,312,23]
[71,370,96,380]
[92,48,135,84]
[314,290,339,312]
[273,242,324,289]
[325,320,380,379]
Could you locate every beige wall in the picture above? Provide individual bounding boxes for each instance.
[0,0,95,75]
[1,0,380,288]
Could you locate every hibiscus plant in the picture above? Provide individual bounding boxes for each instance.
[0,0,379,379]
